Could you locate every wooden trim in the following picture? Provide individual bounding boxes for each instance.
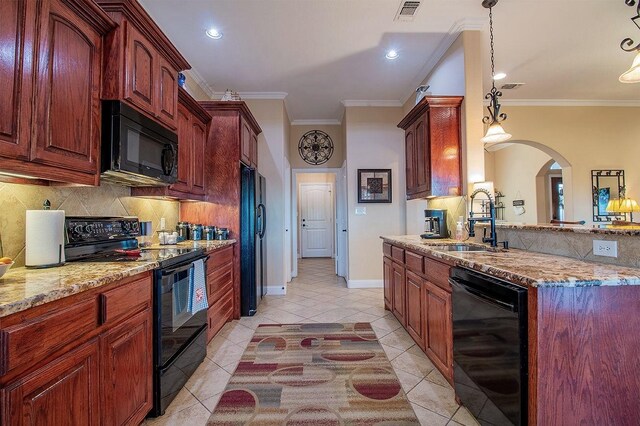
[61,0,116,33]
[178,87,211,123]
[95,0,190,70]
[198,101,263,135]
[528,287,538,426]
[397,96,464,130]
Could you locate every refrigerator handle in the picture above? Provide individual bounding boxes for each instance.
[257,203,266,239]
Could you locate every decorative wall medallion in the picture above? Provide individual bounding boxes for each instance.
[298,130,334,165]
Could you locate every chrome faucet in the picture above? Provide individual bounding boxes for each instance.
[468,188,508,249]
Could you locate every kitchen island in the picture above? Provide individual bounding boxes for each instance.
[382,235,640,426]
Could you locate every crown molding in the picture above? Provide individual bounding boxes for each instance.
[290,119,342,126]
[184,68,216,99]
[341,100,403,107]
[400,18,486,105]
[213,91,288,100]
[496,99,640,107]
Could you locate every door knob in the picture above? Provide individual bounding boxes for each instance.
[302,224,306,227]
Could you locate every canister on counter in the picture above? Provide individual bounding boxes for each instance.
[216,227,229,240]
[204,225,217,241]
[191,223,203,240]
[176,221,191,241]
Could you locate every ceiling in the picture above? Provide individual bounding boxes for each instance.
[140,0,640,122]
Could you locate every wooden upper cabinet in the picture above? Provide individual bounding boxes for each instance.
[0,0,31,161]
[172,103,192,193]
[250,131,258,169]
[124,24,155,113]
[98,0,190,131]
[0,0,114,185]
[398,96,463,199]
[191,119,207,194]
[3,340,101,426]
[240,117,252,167]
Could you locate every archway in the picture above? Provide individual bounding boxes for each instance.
[486,140,575,221]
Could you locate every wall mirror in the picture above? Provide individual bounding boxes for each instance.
[592,170,626,222]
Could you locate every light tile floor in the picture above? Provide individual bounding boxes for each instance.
[144,258,479,426]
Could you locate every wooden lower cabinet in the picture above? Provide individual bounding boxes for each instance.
[405,271,425,349]
[101,309,153,426]
[392,261,406,326]
[205,245,236,342]
[424,280,453,380]
[383,256,393,309]
[3,339,101,425]
[383,242,453,383]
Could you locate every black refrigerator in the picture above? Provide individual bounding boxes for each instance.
[240,164,267,316]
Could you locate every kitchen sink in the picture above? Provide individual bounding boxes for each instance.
[429,244,488,252]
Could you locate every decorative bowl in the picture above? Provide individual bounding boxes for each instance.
[0,262,14,279]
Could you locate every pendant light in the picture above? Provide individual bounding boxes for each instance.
[619,0,640,83]
[481,0,512,144]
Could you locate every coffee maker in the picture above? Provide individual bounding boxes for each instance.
[422,209,448,239]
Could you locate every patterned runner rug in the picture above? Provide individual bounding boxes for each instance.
[207,322,419,425]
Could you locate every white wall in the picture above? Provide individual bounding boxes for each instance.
[344,107,406,287]
[246,99,288,295]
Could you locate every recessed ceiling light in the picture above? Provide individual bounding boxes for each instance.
[493,72,507,80]
[206,28,223,39]
[385,49,399,60]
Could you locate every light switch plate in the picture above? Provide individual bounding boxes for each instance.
[593,240,618,258]
[355,207,367,215]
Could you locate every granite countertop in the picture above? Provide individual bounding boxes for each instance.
[0,261,158,319]
[0,239,236,319]
[381,235,640,288]
[479,222,640,236]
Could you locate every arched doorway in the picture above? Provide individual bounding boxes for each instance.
[485,140,575,222]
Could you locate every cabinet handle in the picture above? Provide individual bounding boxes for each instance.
[99,294,107,325]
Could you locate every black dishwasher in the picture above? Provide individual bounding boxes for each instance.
[450,267,528,426]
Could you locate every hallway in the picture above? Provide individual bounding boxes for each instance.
[146,258,477,425]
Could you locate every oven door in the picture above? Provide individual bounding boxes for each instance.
[157,259,207,366]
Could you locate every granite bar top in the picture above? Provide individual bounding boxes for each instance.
[478,222,640,236]
[0,261,158,319]
[381,235,640,288]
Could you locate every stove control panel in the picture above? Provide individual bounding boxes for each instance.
[66,217,140,244]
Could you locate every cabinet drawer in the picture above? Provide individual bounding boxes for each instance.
[405,251,424,274]
[425,258,451,291]
[207,289,234,342]
[100,275,152,325]
[0,299,98,375]
[208,263,233,306]
[207,246,233,271]
[391,246,405,263]
[383,243,392,257]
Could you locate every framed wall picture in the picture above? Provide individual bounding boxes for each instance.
[358,169,392,203]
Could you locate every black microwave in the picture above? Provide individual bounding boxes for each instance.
[101,101,178,186]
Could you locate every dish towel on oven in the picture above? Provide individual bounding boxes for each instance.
[190,259,208,313]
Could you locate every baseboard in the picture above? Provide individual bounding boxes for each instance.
[265,285,287,295]
[347,279,383,289]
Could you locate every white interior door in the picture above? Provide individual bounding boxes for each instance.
[300,183,333,258]
[336,164,348,277]
[284,160,292,282]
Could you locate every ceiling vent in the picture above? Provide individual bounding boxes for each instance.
[501,83,525,90]
[395,1,421,21]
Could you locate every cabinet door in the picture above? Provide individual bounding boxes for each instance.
[250,130,258,168]
[101,309,153,426]
[156,56,178,130]
[31,0,102,173]
[125,24,155,115]
[424,280,453,381]
[430,106,461,197]
[240,117,252,167]
[0,0,32,160]
[3,340,100,425]
[171,103,191,193]
[406,270,425,349]
[404,123,416,197]
[383,257,393,310]
[191,119,206,194]
[413,112,431,196]
[392,262,406,326]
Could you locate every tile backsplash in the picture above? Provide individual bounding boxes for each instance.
[0,182,179,266]
[427,196,467,238]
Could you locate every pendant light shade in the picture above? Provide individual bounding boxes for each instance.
[481,122,512,143]
[619,51,640,83]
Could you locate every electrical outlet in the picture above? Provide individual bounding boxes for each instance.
[355,207,367,215]
[593,240,618,258]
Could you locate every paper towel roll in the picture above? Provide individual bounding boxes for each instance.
[25,210,65,268]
